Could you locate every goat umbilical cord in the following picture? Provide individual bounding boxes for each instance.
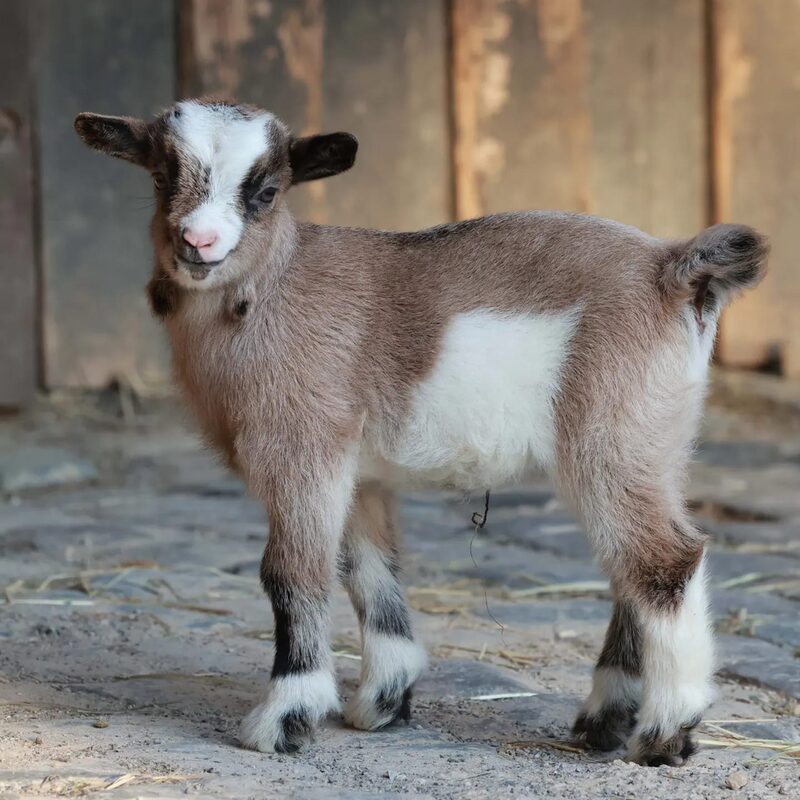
[471,490,491,528]
[469,490,507,644]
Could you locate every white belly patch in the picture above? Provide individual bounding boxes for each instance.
[363,308,579,490]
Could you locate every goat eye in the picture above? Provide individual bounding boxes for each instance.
[256,186,277,205]
[152,172,168,191]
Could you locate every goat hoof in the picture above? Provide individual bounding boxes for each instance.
[345,638,425,731]
[239,671,340,753]
[345,684,413,731]
[274,709,315,754]
[627,724,699,767]
[239,704,316,753]
[573,705,636,752]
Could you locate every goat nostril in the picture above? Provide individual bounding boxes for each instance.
[183,228,218,250]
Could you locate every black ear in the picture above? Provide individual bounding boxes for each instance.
[289,132,358,184]
[74,112,151,166]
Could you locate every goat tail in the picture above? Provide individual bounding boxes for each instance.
[661,224,769,308]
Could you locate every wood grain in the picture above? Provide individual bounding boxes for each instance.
[451,0,707,239]
[712,0,800,374]
[0,0,37,406]
[37,0,176,388]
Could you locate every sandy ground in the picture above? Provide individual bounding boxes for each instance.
[0,369,799,799]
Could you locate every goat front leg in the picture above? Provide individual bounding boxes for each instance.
[239,456,356,753]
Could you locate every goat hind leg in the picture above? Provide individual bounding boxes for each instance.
[619,519,713,766]
[627,551,713,764]
[573,599,642,751]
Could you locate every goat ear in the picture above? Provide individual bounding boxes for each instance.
[289,132,358,184]
[74,113,150,166]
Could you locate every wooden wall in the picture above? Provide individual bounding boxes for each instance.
[711,0,800,375]
[0,0,37,406]
[1,0,799,400]
[37,0,176,389]
[452,0,707,239]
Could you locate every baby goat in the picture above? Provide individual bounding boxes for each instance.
[75,100,767,766]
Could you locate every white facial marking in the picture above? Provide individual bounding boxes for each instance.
[368,308,579,490]
[173,101,272,264]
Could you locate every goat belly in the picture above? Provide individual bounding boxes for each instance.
[361,308,579,491]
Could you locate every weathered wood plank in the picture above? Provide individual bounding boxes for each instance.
[182,0,450,229]
[452,0,592,219]
[0,0,37,406]
[586,0,707,238]
[38,0,175,388]
[712,0,800,375]
[451,0,707,238]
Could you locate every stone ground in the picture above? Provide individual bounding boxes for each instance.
[0,370,799,799]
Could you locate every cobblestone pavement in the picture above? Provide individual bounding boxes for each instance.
[1,371,799,799]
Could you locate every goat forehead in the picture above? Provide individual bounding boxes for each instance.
[171,101,272,189]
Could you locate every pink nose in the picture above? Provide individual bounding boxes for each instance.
[183,228,219,251]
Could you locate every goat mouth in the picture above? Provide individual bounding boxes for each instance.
[176,256,223,281]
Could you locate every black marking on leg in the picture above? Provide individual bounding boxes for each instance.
[370,588,413,640]
[680,733,699,761]
[339,537,412,639]
[263,577,320,677]
[596,602,641,677]
[573,704,637,752]
[375,685,413,727]
[577,603,642,751]
[396,687,412,723]
[275,709,314,754]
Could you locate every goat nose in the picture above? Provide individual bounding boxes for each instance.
[182,227,219,250]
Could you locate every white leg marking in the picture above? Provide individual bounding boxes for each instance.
[239,669,340,753]
[345,634,427,731]
[582,666,641,718]
[628,558,715,757]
